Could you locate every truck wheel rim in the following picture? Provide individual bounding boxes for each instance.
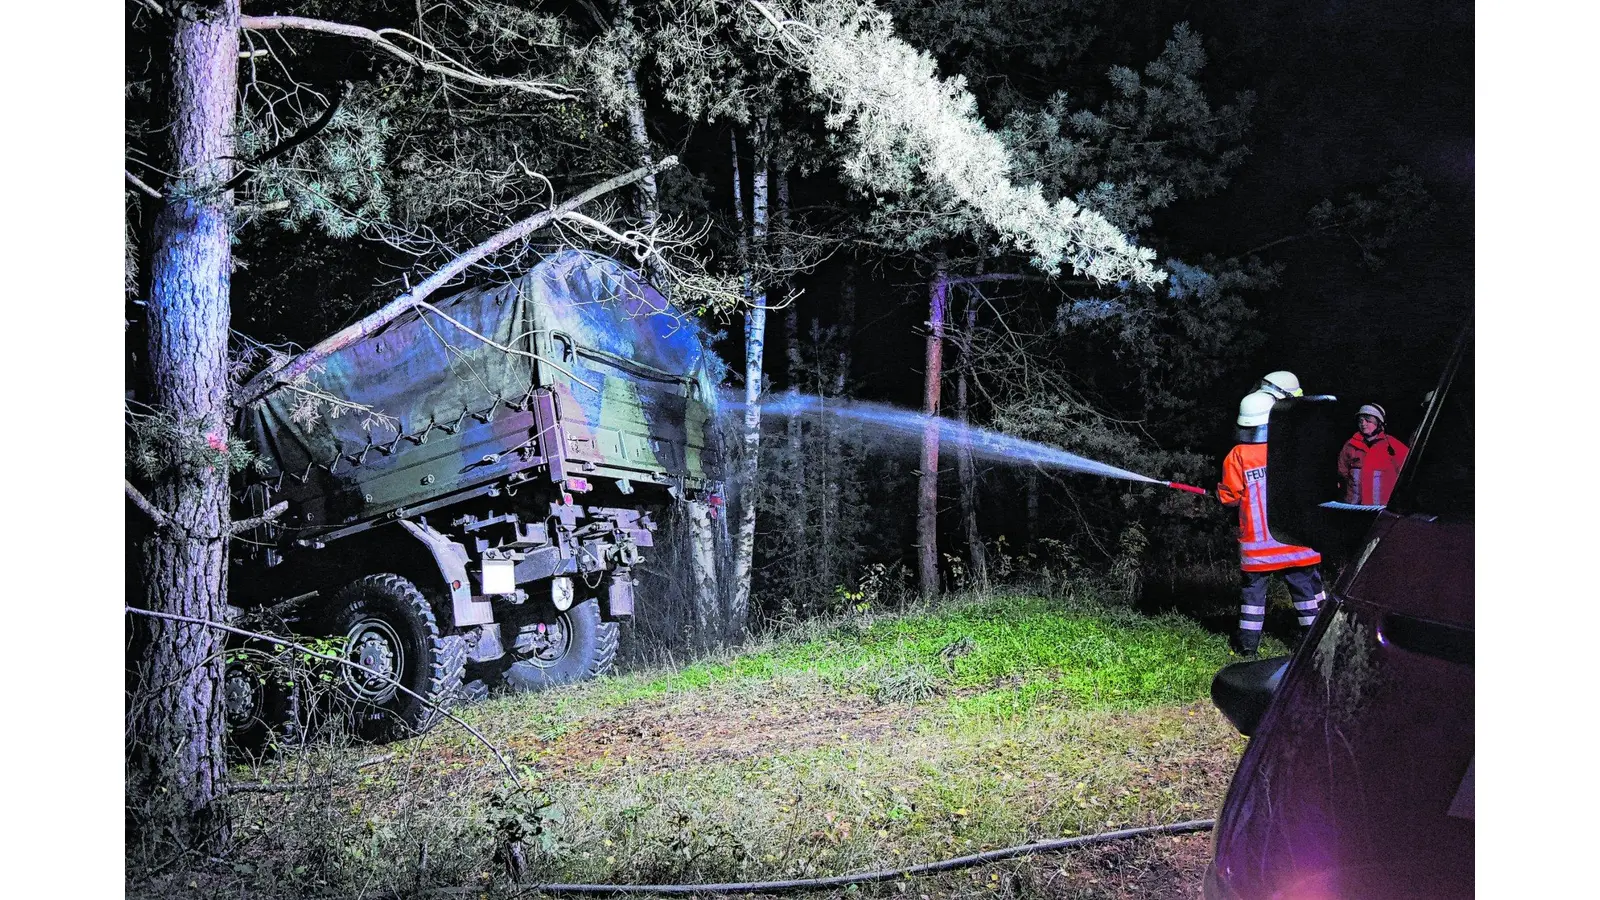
[514,616,572,669]
[224,664,259,727]
[344,618,405,703]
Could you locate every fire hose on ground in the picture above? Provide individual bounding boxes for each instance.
[520,819,1216,896]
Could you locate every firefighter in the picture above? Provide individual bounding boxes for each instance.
[1337,403,1410,506]
[1256,370,1303,400]
[1218,391,1326,657]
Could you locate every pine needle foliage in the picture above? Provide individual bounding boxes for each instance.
[748,0,1164,285]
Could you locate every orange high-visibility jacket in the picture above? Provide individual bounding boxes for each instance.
[1217,442,1322,572]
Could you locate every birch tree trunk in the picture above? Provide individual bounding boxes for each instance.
[917,261,948,599]
[129,0,239,850]
[731,120,769,633]
[954,293,987,592]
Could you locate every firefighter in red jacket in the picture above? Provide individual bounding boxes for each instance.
[1217,391,1326,657]
[1337,403,1410,506]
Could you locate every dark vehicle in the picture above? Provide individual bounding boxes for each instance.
[1205,330,1473,898]
[226,250,725,742]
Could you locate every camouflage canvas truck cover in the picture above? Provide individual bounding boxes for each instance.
[230,249,724,742]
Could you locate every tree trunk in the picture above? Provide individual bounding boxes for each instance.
[615,4,658,234]
[954,293,987,592]
[731,121,769,633]
[621,70,657,229]
[776,171,807,592]
[818,268,856,593]
[1026,469,1041,549]
[918,262,948,599]
[129,0,240,851]
[833,267,857,398]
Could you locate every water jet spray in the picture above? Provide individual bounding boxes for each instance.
[733,393,1211,498]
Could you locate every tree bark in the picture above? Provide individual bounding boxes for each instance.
[731,121,769,636]
[833,267,857,398]
[622,70,658,230]
[776,171,807,589]
[954,292,987,592]
[1026,469,1041,549]
[615,2,660,280]
[818,267,856,592]
[918,261,948,599]
[129,0,240,851]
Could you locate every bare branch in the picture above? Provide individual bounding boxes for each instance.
[124,606,521,784]
[948,273,1041,286]
[240,15,580,100]
[125,170,163,199]
[237,157,680,406]
[230,780,334,794]
[221,81,347,194]
[409,298,598,392]
[228,501,289,535]
[125,480,169,529]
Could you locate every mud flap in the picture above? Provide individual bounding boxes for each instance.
[603,570,635,621]
[397,519,494,627]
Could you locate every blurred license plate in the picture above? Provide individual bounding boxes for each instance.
[481,559,516,595]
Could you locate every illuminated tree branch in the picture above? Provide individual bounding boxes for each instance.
[240,15,579,100]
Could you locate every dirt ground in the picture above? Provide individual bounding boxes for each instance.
[543,693,920,776]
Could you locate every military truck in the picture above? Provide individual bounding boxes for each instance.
[228,249,725,742]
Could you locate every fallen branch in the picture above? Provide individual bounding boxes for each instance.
[236,156,679,407]
[409,298,597,392]
[240,15,579,100]
[124,606,521,784]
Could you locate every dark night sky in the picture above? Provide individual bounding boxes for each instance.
[1186,0,1474,415]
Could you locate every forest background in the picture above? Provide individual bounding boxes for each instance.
[123,0,1470,633]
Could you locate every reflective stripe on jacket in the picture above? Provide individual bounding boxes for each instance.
[1217,442,1323,572]
[1336,432,1410,506]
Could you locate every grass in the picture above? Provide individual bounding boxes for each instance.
[479,590,1243,723]
[133,587,1258,900]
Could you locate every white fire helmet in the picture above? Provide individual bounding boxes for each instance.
[1237,391,1276,428]
[1258,371,1303,399]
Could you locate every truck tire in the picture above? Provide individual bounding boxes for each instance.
[501,598,618,691]
[327,573,466,742]
[223,653,299,756]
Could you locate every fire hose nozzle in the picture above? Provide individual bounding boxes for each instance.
[1166,482,1209,496]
